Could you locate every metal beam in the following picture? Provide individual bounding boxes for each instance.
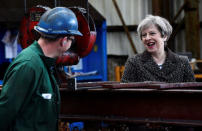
[184,0,200,59]
[59,84,202,127]
[152,0,163,16]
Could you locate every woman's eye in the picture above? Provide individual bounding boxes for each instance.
[150,32,156,35]
[141,34,146,37]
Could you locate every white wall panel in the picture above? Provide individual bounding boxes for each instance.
[89,0,150,55]
[89,0,149,25]
[107,32,145,56]
[89,0,201,56]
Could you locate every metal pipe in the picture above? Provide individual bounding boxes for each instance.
[172,2,186,24]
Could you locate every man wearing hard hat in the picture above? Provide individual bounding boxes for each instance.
[0,7,82,131]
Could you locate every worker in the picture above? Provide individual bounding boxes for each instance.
[121,15,195,83]
[0,7,82,131]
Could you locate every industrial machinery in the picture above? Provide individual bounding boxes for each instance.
[18,5,97,88]
[19,5,96,66]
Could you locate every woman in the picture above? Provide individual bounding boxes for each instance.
[121,15,195,83]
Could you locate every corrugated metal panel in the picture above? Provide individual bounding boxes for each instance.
[89,0,150,55]
[107,32,145,56]
[173,0,184,23]
[172,0,185,53]
[89,0,202,56]
[89,0,149,25]
[173,0,202,59]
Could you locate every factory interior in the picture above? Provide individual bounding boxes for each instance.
[1,0,202,130]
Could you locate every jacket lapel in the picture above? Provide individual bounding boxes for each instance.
[141,51,162,78]
[141,48,179,80]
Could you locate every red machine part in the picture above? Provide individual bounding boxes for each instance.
[19,6,96,66]
[56,7,97,66]
[19,6,46,49]
[56,52,79,66]
[70,7,97,58]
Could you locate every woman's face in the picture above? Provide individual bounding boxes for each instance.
[141,24,167,54]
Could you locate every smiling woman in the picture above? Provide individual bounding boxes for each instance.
[121,15,195,83]
[140,24,166,63]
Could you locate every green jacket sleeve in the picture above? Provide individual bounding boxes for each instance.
[0,62,37,130]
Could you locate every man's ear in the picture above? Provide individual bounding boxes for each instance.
[60,37,67,46]
[63,41,67,45]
